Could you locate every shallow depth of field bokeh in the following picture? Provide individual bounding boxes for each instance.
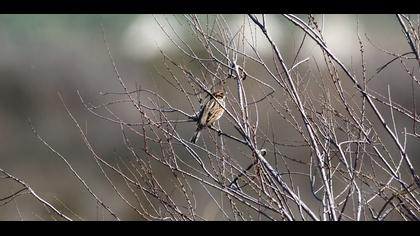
[0,14,419,220]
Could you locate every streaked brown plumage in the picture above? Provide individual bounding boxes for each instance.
[190,90,225,143]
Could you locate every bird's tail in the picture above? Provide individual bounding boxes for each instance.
[190,129,202,144]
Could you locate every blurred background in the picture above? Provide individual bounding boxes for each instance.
[0,14,419,220]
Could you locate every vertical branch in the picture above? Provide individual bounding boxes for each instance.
[249,14,338,220]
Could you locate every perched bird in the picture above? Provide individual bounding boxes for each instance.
[190,90,226,143]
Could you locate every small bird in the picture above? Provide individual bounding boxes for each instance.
[190,90,226,143]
